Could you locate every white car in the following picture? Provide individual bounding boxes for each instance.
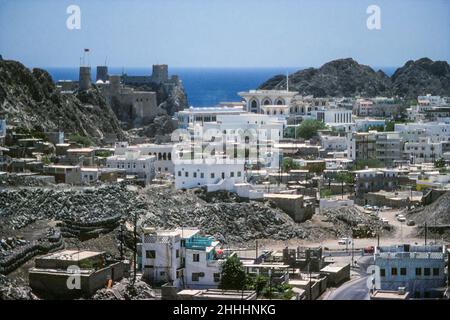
[397,215,406,222]
[381,218,389,224]
[338,238,352,245]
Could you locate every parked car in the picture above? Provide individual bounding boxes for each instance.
[338,238,352,245]
[381,218,389,225]
[397,216,406,222]
[364,246,375,254]
[406,220,415,226]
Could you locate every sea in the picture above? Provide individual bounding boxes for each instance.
[45,66,397,108]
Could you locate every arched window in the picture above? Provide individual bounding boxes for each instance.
[263,99,271,105]
[158,152,162,160]
[275,98,284,105]
[250,100,258,110]
[168,152,171,161]
[163,152,167,160]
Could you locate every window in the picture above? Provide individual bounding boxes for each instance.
[237,171,242,177]
[200,173,204,179]
[380,269,386,277]
[193,253,200,262]
[185,172,189,177]
[160,271,166,277]
[391,267,397,276]
[400,268,407,276]
[433,268,439,276]
[221,172,225,179]
[415,268,422,276]
[176,249,179,258]
[193,172,197,178]
[424,268,431,276]
[146,250,156,259]
[178,171,181,177]
[211,173,215,179]
[192,273,200,281]
[213,273,220,283]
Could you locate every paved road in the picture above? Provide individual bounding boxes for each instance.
[326,256,374,300]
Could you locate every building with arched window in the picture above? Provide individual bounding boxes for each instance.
[238,90,297,114]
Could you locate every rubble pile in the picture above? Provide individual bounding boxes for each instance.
[409,191,450,226]
[409,192,450,238]
[138,187,308,243]
[0,184,139,230]
[92,277,156,300]
[320,206,387,238]
[0,274,36,300]
[0,229,63,274]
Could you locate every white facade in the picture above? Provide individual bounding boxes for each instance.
[395,122,450,143]
[176,105,245,129]
[238,90,297,113]
[115,142,174,174]
[404,137,443,164]
[81,168,99,183]
[174,160,245,189]
[312,109,352,125]
[106,150,155,183]
[141,228,223,289]
[320,134,347,152]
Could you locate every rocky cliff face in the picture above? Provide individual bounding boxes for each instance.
[391,58,450,98]
[260,58,450,98]
[0,60,125,143]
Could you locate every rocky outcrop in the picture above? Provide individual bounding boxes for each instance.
[260,58,392,97]
[260,58,450,98]
[0,59,125,143]
[391,58,450,98]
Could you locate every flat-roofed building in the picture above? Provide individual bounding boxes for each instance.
[29,250,127,298]
[43,164,81,184]
[374,244,446,298]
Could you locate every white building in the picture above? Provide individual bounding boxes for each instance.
[115,142,174,174]
[404,137,443,164]
[141,228,223,289]
[176,105,245,129]
[395,122,450,143]
[312,109,352,125]
[174,159,245,189]
[319,134,347,152]
[238,90,297,113]
[106,150,155,184]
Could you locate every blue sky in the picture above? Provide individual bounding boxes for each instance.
[0,0,449,68]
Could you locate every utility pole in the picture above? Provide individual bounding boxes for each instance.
[351,238,354,267]
[424,222,428,246]
[132,211,137,284]
[119,220,124,260]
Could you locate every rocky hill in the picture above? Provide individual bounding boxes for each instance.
[391,58,450,98]
[0,59,125,143]
[259,58,450,98]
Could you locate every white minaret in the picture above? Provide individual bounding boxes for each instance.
[286,72,289,92]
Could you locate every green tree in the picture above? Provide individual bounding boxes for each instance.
[219,255,247,290]
[335,171,355,199]
[434,158,446,168]
[282,157,300,172]
[295,119,326,139]
[385,120,395,132]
